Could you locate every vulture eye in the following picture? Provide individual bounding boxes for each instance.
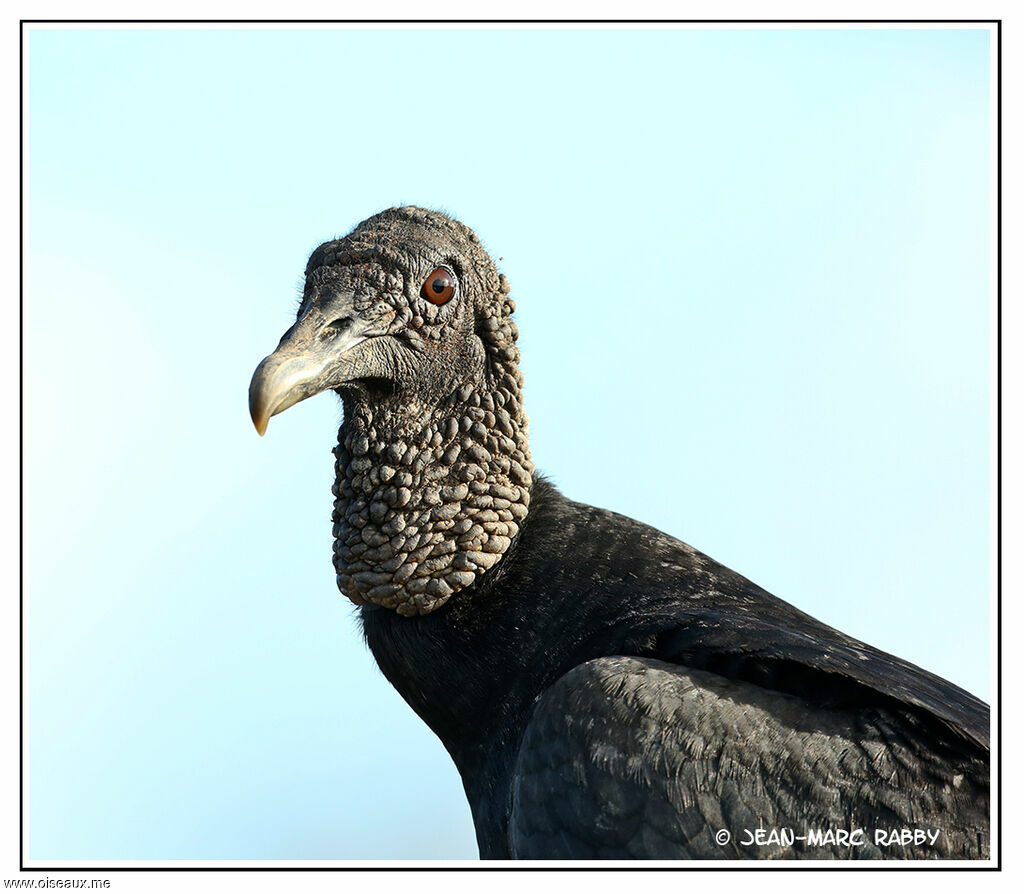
[421,267,457,306]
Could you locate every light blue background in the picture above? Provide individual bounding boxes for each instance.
[27,26,991,861]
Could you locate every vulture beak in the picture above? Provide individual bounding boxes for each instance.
[249,297,380,436]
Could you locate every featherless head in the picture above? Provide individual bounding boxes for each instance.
[250,207,533,615]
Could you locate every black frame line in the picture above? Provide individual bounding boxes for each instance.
[16,15,1003,872]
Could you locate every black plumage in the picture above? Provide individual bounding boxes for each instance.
[249,206,989,860]
[362,479,988,859]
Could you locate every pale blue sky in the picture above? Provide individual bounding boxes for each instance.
[26,25,992,862]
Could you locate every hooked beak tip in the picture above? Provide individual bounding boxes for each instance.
[249,362,272,436]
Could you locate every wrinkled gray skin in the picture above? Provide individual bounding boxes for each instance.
[250,206,533,616]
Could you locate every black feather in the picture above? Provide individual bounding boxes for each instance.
[361,477,989,859]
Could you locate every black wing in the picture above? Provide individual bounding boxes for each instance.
[514,484,990,752]
[509,656,989,860]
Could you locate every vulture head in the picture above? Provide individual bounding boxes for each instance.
[249,206,533,616]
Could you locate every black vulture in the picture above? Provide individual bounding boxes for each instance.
[248,206,990,860]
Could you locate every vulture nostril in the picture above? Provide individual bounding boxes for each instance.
[322,316,355,340]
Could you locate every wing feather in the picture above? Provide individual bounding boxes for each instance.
[509,656,989,860]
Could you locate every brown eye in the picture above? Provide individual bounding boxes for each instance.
[421,267,456,306]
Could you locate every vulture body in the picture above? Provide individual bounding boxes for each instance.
[249,206,990,860]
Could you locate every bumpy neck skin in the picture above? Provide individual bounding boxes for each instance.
[331,290,533,617]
